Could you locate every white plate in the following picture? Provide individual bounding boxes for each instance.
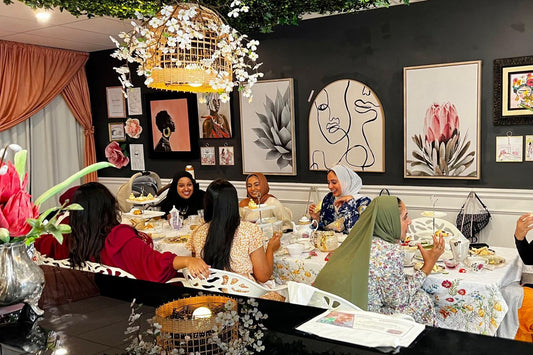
[126,194,165,205]
[413,262,445,274]
[421,211,447,218]
[243,204,275,212]
[123,210,165,219]
[415,250,453,262]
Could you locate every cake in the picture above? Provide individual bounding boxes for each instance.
[248,200,258,209]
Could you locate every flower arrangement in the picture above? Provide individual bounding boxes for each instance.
[125,297,267,354]
[110,2,263,102]
[407,102,475,177]
[0,144,114,245]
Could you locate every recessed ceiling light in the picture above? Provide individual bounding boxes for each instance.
[35,9,51,22]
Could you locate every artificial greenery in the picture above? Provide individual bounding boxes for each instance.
[3,0,409,33]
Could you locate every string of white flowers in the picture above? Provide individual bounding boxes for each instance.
[110,1,263,102]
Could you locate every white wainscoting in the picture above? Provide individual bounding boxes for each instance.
[100,177,533,248]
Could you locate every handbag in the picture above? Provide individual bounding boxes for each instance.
[456,192,491,243]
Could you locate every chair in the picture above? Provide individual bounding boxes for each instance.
[287,281,362,311]
[37,255,137,279]
[116,171,162,212]
[182,268,287,298]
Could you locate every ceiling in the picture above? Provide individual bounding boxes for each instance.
[0,0,424,53]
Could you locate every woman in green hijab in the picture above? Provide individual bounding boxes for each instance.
[313,195,444,325]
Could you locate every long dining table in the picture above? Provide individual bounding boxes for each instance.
[273,236,524,338]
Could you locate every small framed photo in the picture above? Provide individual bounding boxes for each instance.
[127,87,143,115]
[106,86,126,118]
[200,146,216,165]
[496,135,523,162]
[108,122,126,142]
[219,146,234,166]
[525,136,533,161]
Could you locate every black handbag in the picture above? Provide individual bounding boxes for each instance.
[456,192,491,243]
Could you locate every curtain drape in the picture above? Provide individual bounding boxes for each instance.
[0,40,97,182]
[61,68,97,182]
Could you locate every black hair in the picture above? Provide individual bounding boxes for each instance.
[69,182,120,267]
[202,179,240,270]
[155,110,172,131]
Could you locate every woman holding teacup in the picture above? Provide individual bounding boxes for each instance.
[308,165,371,234]
[314,195,445,325]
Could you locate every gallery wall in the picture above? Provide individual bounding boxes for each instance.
[87,0,533,187]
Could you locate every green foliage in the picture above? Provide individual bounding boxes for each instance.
[3,0,409,34]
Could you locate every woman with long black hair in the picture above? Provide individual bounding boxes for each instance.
[158,171,205,219]
[187,179,280,283]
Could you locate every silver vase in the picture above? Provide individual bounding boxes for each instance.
[0,242,44,315]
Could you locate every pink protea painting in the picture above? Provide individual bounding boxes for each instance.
[407,102,475,176]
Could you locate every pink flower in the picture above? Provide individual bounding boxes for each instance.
[125,118,143,139]
[0,190,39,237]
[105,141,129,168]
[0,161,27,203]
[423,102,459,145]
[441,280,452,288]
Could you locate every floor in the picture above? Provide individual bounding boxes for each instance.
[37,296,155,355]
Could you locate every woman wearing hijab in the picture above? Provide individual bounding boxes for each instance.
[313,195,444,325]
[308,165,371,234]
[158,171,205,219]
[239,172,292,229]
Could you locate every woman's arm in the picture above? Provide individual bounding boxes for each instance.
[514,214,533,264]
[249,230,281,283]
[339,196,371,232]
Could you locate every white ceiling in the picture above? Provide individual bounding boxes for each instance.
[0,1,133,52]
[0,0,424,53]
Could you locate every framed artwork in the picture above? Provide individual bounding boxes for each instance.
[200,146,216,165]
[108,122,125,141]
[493,56,533,125]
[526,135,533,161]
[308,79,385,172]
[106,86,126,118]
[219,146,234,166]
[496,135,523,162]
[239,78,296,175]
[197,93,232,138]
[404,60,481,179]
[127,87,143,115]
[145,92,199,158]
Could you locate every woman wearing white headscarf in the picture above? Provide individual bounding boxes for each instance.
[309,165,371,234]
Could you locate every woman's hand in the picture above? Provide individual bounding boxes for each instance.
[308,204,319,221]
[266,233,282,253]
[417,235,445,276]
[514,213,533,241]
[333,195,353,208]
[179,257,210,278]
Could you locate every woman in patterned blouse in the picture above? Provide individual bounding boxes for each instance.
[313,195,445,325]
[308,165,371,234]
[187,179,281,282]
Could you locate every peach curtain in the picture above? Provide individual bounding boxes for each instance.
[61,68,97,182]
[0,40,97,182]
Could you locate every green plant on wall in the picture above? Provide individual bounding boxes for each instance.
[2,0,410,34]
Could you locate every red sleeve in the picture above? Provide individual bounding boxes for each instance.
[34,234,70,260]
[100,225,177,283]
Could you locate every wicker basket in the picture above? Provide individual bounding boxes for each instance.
[154,295,238,354]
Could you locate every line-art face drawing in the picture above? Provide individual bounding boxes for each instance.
[309,79,385,172]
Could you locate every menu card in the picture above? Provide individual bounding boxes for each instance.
[296,309,425,352]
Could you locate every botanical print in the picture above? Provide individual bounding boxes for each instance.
[240,78,296,175]
[525,136,533,161]
[124,118,142,139]
[496,136,523,162]
[408,102,475,175]
[509,72,533,110]
[404,61,481,179]
[309,79,385,172]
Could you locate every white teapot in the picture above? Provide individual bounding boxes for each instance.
[291,216,317,239]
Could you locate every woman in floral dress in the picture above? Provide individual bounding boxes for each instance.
[313,195,444,325]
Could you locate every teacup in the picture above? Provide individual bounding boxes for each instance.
[286,243,305,257]
[466,256,487,272]
[401,246,417,265]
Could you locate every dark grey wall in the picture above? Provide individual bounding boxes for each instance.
[87,0,533,187]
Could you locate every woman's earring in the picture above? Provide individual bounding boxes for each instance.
[163,128,171,138]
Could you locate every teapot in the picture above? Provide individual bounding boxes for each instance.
[312,230,338,252]
[291,216,317,239]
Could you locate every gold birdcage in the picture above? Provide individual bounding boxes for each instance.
[145,3,232,93]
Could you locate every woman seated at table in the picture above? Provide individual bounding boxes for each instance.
[158,171,205,219]
[313,195,444,325]
[68,182,209,282]
[188,179,281,283]
[308,165,371,234]
[239,172,292,230]
[512,214,533,342]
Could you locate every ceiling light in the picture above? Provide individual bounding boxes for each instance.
[35,9,51,22]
